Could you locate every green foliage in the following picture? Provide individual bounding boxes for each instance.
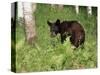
[14,4,97,72]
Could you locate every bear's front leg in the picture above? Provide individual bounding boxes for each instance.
[61,34,66,44]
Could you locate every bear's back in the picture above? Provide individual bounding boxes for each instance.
[59,20,85,37]
[62,21,84,32]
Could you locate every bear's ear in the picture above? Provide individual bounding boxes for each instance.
[56,19,60,25]
[47,21,52,26]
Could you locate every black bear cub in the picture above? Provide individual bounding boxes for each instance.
[47,19,85,48]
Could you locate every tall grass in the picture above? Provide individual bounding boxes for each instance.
[14,4,97,72]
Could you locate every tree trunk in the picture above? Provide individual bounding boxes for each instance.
[58,5,63,9]
[75,5,79,14]
[51,4,56,8]
[23,2,36,44]
[87,6,92,15]
[17,2,24,26]
[51,4,63,9]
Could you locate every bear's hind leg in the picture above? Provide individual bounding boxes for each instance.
[70,35,79,48]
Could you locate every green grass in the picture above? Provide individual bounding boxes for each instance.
[13,4,97,72]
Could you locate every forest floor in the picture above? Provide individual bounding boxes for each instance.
[14,4,97,72]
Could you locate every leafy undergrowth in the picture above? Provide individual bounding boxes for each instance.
[13,4,97,72]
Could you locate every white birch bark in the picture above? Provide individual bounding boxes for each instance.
[58,5,63,9]
[23,2,36,44]
[75,5,79,14]
[87,6,92,15]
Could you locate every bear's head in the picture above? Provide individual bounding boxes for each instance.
[47,19,60,37]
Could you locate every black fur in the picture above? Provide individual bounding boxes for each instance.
[47,19,85,48]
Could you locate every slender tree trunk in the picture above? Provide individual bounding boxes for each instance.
[51,4,63,9]
[23,2,36,44]
[17,2,24,26]
[75,5,79,14]
[51,4,56,8]
[87,6,92,15]
[58,5,63,9]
